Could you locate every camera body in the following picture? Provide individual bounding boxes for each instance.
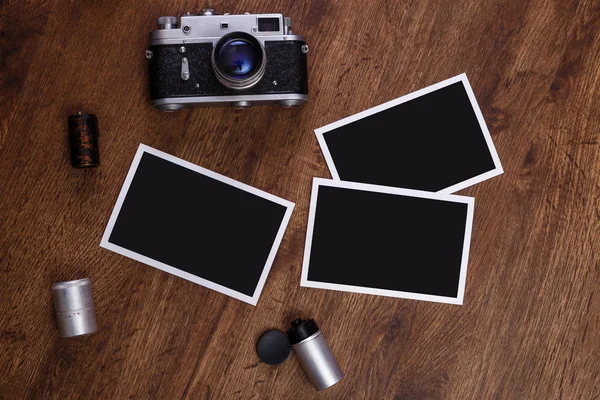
[147,10,309,111]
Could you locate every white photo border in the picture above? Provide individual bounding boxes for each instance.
[301,178,475,305]
[100,143,295,306]
[314,73,503,194]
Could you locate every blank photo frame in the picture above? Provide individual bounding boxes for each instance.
[315,74,503,193]
[101,144,294,306]
[301,178,474,305]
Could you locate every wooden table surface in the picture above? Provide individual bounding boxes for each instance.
[1,0,599,398]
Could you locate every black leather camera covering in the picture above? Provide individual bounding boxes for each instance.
[148,41,308,99]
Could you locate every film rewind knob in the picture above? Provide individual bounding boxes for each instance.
[158,16,177,29]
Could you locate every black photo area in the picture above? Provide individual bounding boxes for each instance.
[307,185,469,298]
[322,81,496,192]
[109,152,288,297]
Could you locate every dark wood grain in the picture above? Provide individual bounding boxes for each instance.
[1,0,599,398]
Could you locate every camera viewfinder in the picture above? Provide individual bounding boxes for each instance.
[258,18,280,32]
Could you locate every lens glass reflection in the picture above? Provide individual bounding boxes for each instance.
[216,38,260,79]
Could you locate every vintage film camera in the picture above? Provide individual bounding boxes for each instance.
[146,9,309,111]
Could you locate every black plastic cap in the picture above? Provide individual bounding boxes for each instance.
[286,318,320,345]
[256,329,291,365]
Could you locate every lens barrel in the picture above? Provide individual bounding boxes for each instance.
[211,32,267,90]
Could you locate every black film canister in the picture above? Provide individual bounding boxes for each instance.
[68,112,100,168]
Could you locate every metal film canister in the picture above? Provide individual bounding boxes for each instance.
[52,278,98,338]
[287,319,344,390]
[68,112,100,168]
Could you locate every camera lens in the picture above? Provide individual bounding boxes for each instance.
[217,39,257,76]
[212,32,266,90]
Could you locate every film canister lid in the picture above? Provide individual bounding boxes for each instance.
[286,318,320,345]
[256,329,291,365]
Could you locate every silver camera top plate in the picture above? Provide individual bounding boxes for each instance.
[150,12,305,46]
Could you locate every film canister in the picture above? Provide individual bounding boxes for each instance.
[68,112,100,168]
[287,318,344,390]
[52,278,98,338]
